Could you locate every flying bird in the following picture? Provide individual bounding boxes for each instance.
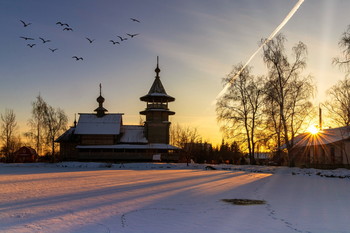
[130,18,140,23]
[127,33,139,38]
[39,37,51,43]
[49,48,58,52]
[27,44,36,48]
[63,27,73,31]
[109,40,120,45]
[20,36,34,40]
[117,36,128,41]
[72,56,83,61]
[86,37,95,43]
[20,20,31,27]
[56,22,69,27]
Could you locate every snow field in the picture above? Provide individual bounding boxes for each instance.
[0,162,349,233]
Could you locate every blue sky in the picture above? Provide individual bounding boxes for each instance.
[0,0,349,145]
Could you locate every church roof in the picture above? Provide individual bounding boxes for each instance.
[140,58,175,102]
[55,127,76,142]
[74,113,123,135]
[120,125,148,143]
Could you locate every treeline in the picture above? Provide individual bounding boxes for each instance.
[0,95,68,162]
[187,141,243,165]
[170,123,245,165]
[216,30,350,166]
[170,30,350,166]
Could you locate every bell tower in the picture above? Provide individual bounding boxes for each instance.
[140,57,175,144]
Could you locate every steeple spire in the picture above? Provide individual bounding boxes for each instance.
[155,56,160,78]
[94,83,108,117]
[140,56,175,102]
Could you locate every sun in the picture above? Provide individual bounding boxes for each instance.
[307,125,319,135]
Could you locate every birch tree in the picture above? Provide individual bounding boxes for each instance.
[262,33,314,166]
[0,109,19,158]
[27,95,47,155]
[170,123,201,165]
[325,77,350,126]
[333,25,350,73]
[27,95,68,158]
[170,123,201,149]
[216,64,264,164]
[43,105,68,160]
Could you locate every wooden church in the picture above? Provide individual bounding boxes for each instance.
[56,58,180,162]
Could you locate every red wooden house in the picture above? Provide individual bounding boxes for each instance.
[13,146,38,163]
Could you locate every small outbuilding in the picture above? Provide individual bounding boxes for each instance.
[13,146,38,163]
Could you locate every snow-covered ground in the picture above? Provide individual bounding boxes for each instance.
[0,162,349,233]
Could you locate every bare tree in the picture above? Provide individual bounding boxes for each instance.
[329,25,350,127]
[26,95,68,159]
[43,105,68,160]
[325,77,350,126]
[0,109,19,159]
[262,93,281,152]
[170,123,201,165]
[27,95,47,155]
[333,25,350,73]
[170,123,201,149]
[216,64,264,164]
[262,33,315,166]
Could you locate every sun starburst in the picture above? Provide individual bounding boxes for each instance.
[307,125,319,135]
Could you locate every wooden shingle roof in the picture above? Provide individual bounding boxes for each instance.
[140,58,175,102]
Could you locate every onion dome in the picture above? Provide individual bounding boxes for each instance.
[94,83,108,117]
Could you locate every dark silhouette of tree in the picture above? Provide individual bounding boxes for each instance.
[328,25,350,127]
[170,123,202,165]
[261,33,315,166]
[43,105,68,161]
[26,95,68,159]
[218,140,242,164]
[325,77,350,126]
[26,95,46,155]
[186,141,213,164]
[216,64,264,165]
[170,123,201,149]
[0,109,20,160]
[333,25,350,73]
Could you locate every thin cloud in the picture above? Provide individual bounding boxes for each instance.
[214,0,305,102]
[143,36,229,78]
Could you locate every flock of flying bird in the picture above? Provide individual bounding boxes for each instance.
[19,18,141,61]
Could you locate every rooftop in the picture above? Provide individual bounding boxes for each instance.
[74,113,123,135]
[292,126,350,148]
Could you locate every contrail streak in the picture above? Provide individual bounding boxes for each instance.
[214,0,305,102]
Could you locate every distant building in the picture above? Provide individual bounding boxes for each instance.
[12,146,38,163]
[288,126,350,168]
[56,58,180,162]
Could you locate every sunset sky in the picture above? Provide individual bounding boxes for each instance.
[0,0,349,146]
